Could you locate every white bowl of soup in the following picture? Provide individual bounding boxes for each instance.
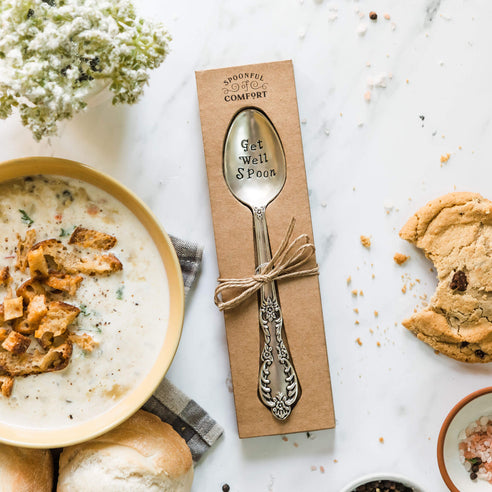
[0,157,184,448]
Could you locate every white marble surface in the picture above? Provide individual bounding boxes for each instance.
[1,0,492,490]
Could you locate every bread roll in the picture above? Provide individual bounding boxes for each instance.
[0,443,53,492]
[57,410,193,492]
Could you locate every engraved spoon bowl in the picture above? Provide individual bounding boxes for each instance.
[223,107,299,421]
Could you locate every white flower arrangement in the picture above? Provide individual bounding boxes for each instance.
[0,0,171,140]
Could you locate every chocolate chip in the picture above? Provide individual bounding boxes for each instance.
[450,270,468,291]
[369,11,378,20]
[460,341,470,348]
[475,349,486,359]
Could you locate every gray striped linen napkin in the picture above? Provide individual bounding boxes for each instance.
[142,236,223,463]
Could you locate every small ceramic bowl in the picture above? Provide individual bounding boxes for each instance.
[438,387,492,491]
[340,472,426,492]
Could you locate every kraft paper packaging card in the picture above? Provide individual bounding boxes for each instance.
[196,60,335,438]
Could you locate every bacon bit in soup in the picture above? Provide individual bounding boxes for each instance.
[87,204,99,215]
[459,416,492,483]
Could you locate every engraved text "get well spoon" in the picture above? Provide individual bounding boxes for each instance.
[223,107,300,420]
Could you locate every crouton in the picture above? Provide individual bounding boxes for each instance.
[3,297,23,321]
[0,376,14,397]
[27,295,48,325]
[27,247,49,277]
[44,272,83,296]
[16,278,46,303]
[0,267,10,286]
[31,239,122,275]
[74,253,122,275]
[2,331,30,354]
[0,341,73,376]
[13,294,49,336]
[34,301,80,346]
[0,328,8,343]
[13,318,33,336]
[69,333,99,352]
[69,227,117,250]
[15,229,36,272]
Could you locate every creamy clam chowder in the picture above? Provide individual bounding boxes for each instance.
[0,176,169,429]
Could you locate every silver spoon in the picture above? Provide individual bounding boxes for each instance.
[223,107,300,420]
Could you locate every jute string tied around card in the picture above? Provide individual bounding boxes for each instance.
[214,218,319,311]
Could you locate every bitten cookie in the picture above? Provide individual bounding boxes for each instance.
[400,192,492,363]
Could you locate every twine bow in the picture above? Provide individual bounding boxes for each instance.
[214,218,319,311]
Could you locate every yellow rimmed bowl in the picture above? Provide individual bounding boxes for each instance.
[0,156,184,448]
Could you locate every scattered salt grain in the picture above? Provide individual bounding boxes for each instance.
[357,23,368,35]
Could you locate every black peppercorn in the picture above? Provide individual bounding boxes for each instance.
[369,11,377,20]
[222,484,230,492]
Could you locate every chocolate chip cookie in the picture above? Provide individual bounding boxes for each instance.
[400,192,492,363]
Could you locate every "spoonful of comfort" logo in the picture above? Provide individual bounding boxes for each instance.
[222,71,268,103]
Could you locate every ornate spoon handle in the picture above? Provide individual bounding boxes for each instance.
[252,207,299,420]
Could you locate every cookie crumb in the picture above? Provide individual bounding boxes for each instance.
[282,436,288,442]
[364,90,372,102]
[351,289,358,296]
[320,466,325,473]
[379,437,384,443]
[355,320,360,325]
[374,310,379,317]
[394,252,409,265]
[434,350,440,355]
[360,235,371,248]
[402,285,407,294]
[440,153,451,164]
[346,276,352,285]
[356,337,363,346]
[334,459,338,463]
[310,465,317,471]
[293,442,299,448]
[377,341,381,347]
[353,308,359,314]
[359,290,364,296]
[383,13,390,20]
